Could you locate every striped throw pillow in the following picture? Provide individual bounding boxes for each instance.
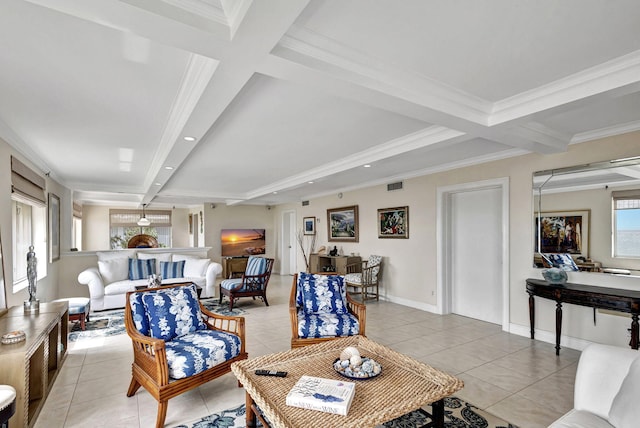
[160,260,185,279]
[128,258,156,280]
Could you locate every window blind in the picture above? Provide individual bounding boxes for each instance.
[11,156,46,205]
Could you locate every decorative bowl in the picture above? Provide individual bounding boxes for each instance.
[333,357,382,380]
[542,267,568,284]
[1,330,26,345]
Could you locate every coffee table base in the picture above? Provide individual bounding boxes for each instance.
[245,392,446,428]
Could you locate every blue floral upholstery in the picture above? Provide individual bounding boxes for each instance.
[297,312,360,339]
[294,273,359,339]
[296,272,348,314]
[140,284,206,341]
[164,330,242,379]
[220,256,268,292]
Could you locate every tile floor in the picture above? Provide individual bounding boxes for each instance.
[35,275,579,428]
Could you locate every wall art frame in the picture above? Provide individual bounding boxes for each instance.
[327,205,359,242]
[303,217,316,235]
[534,209,590,258]
[49,192,60,262]
[378,206,409,239]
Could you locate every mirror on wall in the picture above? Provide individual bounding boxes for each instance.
[533,156,640,275]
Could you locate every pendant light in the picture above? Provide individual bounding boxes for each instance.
[137,204,151,226]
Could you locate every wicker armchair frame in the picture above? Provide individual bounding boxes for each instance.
[345,257,383,301]
[289,273,366,348]
[124,283,248,428]
[219,258,274,310]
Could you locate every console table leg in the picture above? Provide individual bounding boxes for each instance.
[555,301,562,356]
[528,293,535,339]
[431,399,444,428]
[631,314,639,350]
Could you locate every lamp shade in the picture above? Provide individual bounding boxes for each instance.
[137,216,150,226]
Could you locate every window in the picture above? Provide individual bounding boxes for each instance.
[12,199,47,290]
[109,209,172,249]
[613,191,640,258]
[72,202,82,251]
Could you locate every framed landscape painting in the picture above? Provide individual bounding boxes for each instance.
[378,206,409,238]
[327,205,359,242]
[534,209,589,258]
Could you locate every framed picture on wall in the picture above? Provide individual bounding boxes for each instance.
[48,193,60,262]
[303,217,316,235]
[327,205,359,242]
[534,209,590,258]
[378,206,409,238]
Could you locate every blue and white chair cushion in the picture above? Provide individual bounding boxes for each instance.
[344,255,382,284]
[140,284,206,341]
[164,330,242,379]
[296,272,348,315]
[220,256,268,292]
[297,312,360,339]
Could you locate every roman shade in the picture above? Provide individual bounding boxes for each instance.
[11,156,46,205]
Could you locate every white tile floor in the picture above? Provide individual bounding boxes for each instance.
[35,275,580,428]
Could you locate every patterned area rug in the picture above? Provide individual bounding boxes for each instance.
[176,397,518,428]
[68,298,245,342]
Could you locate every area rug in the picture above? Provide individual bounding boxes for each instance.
[68,298,246,342]
[176,397,518,428]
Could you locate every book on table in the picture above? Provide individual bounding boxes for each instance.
[285,375,356,416]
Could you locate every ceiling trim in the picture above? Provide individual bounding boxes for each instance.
[491,49,640,125]
[571,120,640,145]
[278,25,492,125]
[142,53,219,202]
[161,0,228,25]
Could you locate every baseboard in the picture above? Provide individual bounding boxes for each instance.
[384,294,440,314]
[508,323,594,351]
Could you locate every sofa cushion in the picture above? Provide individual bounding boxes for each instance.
[141,284,206,341]
[297,272,348,315]
[297,311,360,339]
[98,258,129,284]
[138,252,171,275]
[128,258,156,280]
[160,260,185,279]
[105,279,147,295]
[609,357,640,428]
[165,330,242,379]
[173,254,210,277]
[96,250,135,261]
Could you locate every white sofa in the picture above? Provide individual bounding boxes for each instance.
[550,343,640,428]
[77,250,222,311]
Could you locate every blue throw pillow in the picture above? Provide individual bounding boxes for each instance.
[129,257,156,280]
[246,256,267,275]
[160,260,185,279]
[141,284,206,341]
[297,272,348,315]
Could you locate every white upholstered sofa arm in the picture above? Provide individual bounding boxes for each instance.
[202,261,223,298]
[78,267,105,300]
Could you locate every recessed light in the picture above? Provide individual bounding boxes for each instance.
[364,164,371,168]
[155,182,162,186]
[308,181,314,184]
[164,166,174,170]
[273,191,278,194]
[183,136,196,142]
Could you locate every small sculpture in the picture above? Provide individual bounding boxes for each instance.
[148,274,162,288]
[329,246,338,256]
[24,246,40,312]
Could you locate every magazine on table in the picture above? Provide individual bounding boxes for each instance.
[285,375,356,415]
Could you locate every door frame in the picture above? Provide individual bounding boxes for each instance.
[280,210,297,275]
[436,177,510,330]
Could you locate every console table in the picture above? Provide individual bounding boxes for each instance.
[222,257,248,279]
[0,302,68,427]
[308,254,361,275]
[526,278,640,355]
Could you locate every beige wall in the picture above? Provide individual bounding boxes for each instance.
[2,131,640,350]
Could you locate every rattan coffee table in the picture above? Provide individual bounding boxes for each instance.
[231,335,463,428]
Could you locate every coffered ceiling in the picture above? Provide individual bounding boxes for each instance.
[1,0,639,208]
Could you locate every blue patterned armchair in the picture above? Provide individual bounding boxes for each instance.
[219,256,274,310]
[289,272,366,348]
[124,283,247,428]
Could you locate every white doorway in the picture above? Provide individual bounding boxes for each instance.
[281,210,297,275]
[437,178,509,329]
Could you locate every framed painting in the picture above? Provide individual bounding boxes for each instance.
[534,209,590,258]
[378,206,409,238]
[327,205,359,242]
[49,193,60,262]
[303,217,316,235]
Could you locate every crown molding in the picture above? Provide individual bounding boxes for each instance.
[143,53,219,196]
[279,25,492,125]
[160,0,228,25]
[491,50,640,125]
[570,120,640,144]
